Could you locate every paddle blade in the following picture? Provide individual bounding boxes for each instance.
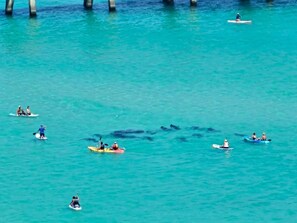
[33,132,36,135]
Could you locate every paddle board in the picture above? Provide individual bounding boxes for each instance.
[212,144,233,151]
[69,204,82,211]
[35,133,47,140]
[9,113,39,118]
[227,20,252,24]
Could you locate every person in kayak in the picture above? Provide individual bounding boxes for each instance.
[251,133,257,140]
[26,106,31,115]
[112,142,119,150]
[236,13,241,21]
[98,141,105,150]
[222,139,229,148]
[261,132,267,141]
[37,125,46,138]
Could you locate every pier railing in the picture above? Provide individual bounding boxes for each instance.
[5,0,198,17]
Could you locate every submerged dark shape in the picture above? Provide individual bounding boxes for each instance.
[145,130,158,135]
[110,132,138,139]
[113,129,145,134]
[93,134,103,138]
[189,126,201,130]
[160,126,171,131]
[143,136,154,141]
[206,127,221,133]
[170,124,181,130]
[192,133,203,138]
[176,137,188,142]
[234,133,246,137]
[81,138,98,142]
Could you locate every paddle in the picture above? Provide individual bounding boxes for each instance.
[33,132,37,135]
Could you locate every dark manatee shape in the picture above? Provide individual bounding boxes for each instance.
[113,129,145,134]
[170,124,181,130]
[145,130,158,135]
[111,132,138,139]
[93,134,103,138]
[192,133,203,138]
[189,126,201,130]
[81,138,98,142]
[234,133,246,137]
[206,127,221,132]
[176,137,188,142]
[143,136,154,141]
[160,126,171,131]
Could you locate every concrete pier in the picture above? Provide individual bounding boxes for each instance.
[108,0,116,12]
[190,0,197,6]
[84,0,93,9]
[29,0,37,17]
[5,0,14,15]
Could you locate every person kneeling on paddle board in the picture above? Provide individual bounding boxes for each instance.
[222,139,229,148]
[112,142,119,150]
[70,196,80,207]
[37,125,46,138]
[236,13,241,21]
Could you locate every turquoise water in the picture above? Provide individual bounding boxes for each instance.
[1,1,297,222]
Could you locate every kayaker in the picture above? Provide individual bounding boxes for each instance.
[37,125,46,138]
[261,133,267,141]
[251,133,257,140]
[26,106,31,115]
[112,142,119,150]
[98,141,105,150]
[222,139,229,148]
[236,13,241,21]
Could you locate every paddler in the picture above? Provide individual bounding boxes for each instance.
[236,13,241,21]
[36,125,46,138]
[98,141,105,150]
[251,133,257,140]
[26,106,31,115]
[222,139,229,148]
[112,142,119,150]
[261,132,267,141]
[70,195,80,207]
[16,106,22,116]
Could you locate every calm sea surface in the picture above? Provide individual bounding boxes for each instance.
[0,0,297,222]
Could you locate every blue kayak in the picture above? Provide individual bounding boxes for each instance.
[243,136,271,144]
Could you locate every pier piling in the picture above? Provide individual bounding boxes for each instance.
[84,0,93,9]
[29,0,37,17]
[108,0,116,12]
[5,0,14,15]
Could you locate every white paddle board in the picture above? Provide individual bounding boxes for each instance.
[69,204,82,211]
[227,20,252,24]
[9,113,39,118]
[35,133,47,140]
[212,144,233,151]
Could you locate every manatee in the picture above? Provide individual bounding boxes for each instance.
[176,137,188,142]
[192,133,203,138]
[170,124,181,130]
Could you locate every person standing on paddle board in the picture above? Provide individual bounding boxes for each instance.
[37,125,46,139]
[236,13,241,21]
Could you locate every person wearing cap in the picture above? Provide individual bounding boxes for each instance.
[251,133,257,140]
[236,13,241,21]
[37,125,46,139]
[261,133,267,141]
[112,142,119,150]
[222,139,229,148]
[26,106,31,115]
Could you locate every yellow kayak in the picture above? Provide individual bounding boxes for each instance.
[88,146,125,154]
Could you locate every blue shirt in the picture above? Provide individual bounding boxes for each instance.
[39,127,45,134]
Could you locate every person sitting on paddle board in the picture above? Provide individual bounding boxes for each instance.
[70,196,80,207]
[251,133,257,140]
[261,132,267,141]
[26,106,31,115]
[37,125,46,138]
[112,142,119,150]
[16,106,22,116]
[222,139,229,148]
[236,13,241,21]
